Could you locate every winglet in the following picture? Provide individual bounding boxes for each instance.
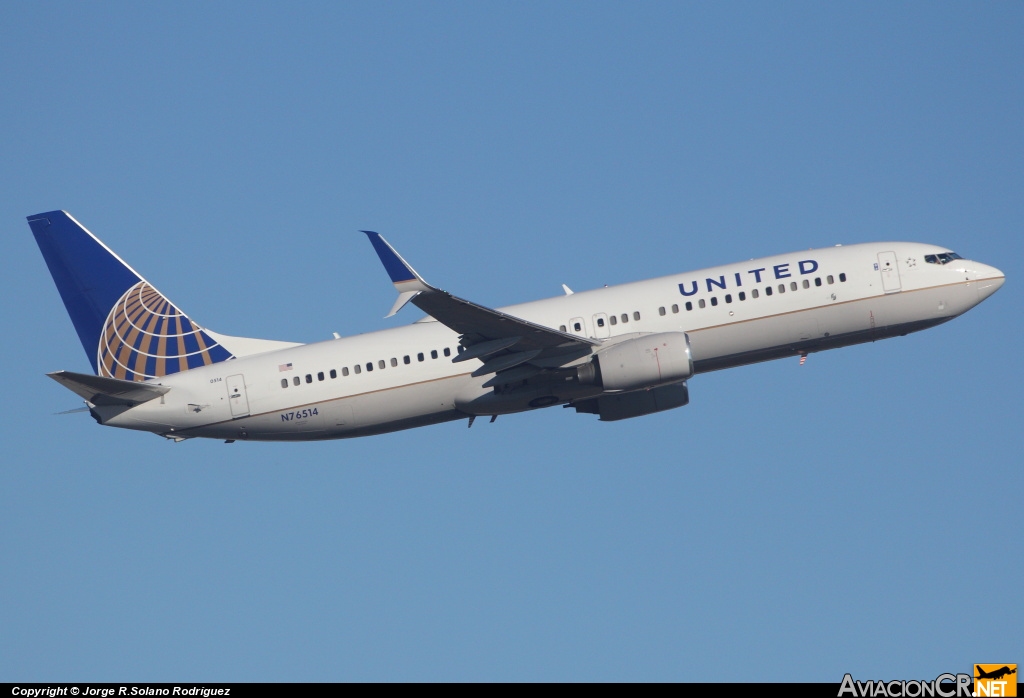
[386,290,421,318]
[362,231,433,316]
[362,231,431,288]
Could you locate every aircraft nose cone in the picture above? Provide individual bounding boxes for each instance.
[975,263,1005,303]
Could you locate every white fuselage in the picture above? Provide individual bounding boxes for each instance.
[94,242,1004,441]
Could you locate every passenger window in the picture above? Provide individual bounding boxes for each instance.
[778,284,785,294]
[318,371,324,381]
[431,349,438,359]
[815,277,822,287]
[378,360,385,370]
[658,307,666,316]
[827,275,834,284]
[391,357,398,366]
[366,363,373,372]
[609,316,617,325]
[633,311,640,321]
[752,289,759,299]
[281,378,288,389]
[685,301,693,311]
[790,282,797,291]
[765,286,773,296]
[417,352,424,362]
[839,273,847,282]
[672,304,679,313]
[559,325,566,332]
[725,294,732,303]
[342,367,350,377]
[802,279,809,289]
[710,297,718,307]
[330,369,337,379]
[305,374,313,383]
[354,365,361,374]
[404,355,411,365]
[738,291,746,301]
[698,299,706,309]
[621,314,629,323]
[443,348,451,357]
[293,376,300,386]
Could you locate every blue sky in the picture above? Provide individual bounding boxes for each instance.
[1,2,1020,681]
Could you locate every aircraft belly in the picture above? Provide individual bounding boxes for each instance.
[689,310,821,366]
[336,375,465,433]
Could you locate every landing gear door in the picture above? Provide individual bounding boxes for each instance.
[878,251,901,293]
[226,374,250,418]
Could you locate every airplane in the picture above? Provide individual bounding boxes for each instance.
[27,210,1004,442]
[976,666,1016,681]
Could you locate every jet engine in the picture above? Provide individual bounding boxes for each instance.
[587,332,693,391]
[567,332,694,421]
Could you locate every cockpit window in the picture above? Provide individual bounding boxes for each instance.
[924,252,963,265]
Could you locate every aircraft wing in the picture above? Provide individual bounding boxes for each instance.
[48,370,170,406]
[363,232,597,371]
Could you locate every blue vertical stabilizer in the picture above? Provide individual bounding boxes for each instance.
[27,211,233,381]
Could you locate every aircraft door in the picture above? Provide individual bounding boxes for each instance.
[569,316,587,337]
[877,251,902,293]
[593,313,610,339]
[226,374,250,418]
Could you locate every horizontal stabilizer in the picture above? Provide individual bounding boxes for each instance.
[48,370,169,407]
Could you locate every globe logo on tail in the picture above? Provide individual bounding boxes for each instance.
[98,281,232,381]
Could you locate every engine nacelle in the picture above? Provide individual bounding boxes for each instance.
[594,332,693,391]
[574,382,690,421]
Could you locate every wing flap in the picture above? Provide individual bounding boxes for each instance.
[452,336,523,363]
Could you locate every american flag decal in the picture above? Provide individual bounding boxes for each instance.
[279,363,293,372]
